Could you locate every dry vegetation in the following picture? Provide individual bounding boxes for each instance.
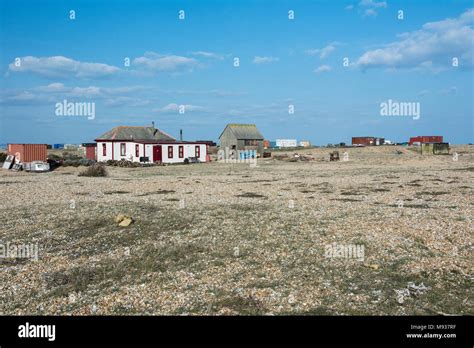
[0,145,472,315]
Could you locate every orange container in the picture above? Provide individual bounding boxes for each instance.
[8,144,47,162]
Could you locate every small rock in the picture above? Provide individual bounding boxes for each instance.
[116,214,133,227]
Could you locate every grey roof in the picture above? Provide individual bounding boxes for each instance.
[96,126,175,142]
[219,124,264,140]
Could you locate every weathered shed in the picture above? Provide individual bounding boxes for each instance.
[421,142,450,155]
[219,124,265,156]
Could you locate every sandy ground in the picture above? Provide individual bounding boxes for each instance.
[0,145,472,315]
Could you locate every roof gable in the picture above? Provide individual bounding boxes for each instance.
[219,123,264,140]
[96,126,175,142]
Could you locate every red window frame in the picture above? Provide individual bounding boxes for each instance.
[178,146,184,158]
[168,146,173,159]
[195,145,200,158]
[135,144,139,157]
[120,143,126,156]
[102,143,106,156]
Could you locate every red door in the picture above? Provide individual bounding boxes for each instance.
[153,145,162,162]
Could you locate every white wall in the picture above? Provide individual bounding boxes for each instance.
[97,142,207,163]
[161,144,207,163]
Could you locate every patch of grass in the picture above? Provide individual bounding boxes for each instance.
[246,279,281,289]
[78,164,108,177]
[452,166,474,172]
[65,217,110,239]
[292,306,334,315]
[340,191,363,196]
[46,242,207,297]
[213,294,266,315]
[388,203,430,209]
[332,198,363,202]
[104,191,130,195]
[416,191,449,196]
[136,189,175,196]
[236,192,267,198]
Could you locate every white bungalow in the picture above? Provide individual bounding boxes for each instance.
[95,126,207,163]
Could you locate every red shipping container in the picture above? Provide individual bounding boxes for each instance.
[352,137,375,146]
[7,144,47,162]
[409,136,443,145]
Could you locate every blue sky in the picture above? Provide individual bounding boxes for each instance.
[0,0,473,145]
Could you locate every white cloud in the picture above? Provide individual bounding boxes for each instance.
[153,103,204,114]
[418,90,430,97]
[35,83,67,92]
[314,65,332,73]
[364,9,378,17]
[1,83,150,106]
[356,8,474,70]
[359,0,387,9]
[69,86,102,98]
[439,86,458,95]
[8,56,120,79]
[133,52,198,72]
[357,0,387,17]
[253,56,279,64]
[345,5,354,11]
[190,51,224,60]
[306,43,337,59]
[104,97,150,107]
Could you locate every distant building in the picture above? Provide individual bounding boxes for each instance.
[64,144,80,150]
[276,139,297,148]
[95,125,208,163]
[219,124,265,156]
[299,140,311,147]
[196,140,217,147]
[352,137,384,146]
[409,136,443,145]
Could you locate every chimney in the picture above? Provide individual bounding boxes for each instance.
[180,129,183,141]
[152,121,155,128]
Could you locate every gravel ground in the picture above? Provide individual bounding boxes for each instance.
[0,145,472,315]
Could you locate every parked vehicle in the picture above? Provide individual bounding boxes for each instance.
[24,161,50,172]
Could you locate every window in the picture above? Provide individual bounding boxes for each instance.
[168,146,173,159]
[244,139,258,146]
[135,144,140,157]
[195,145,200,158]
[178,146,184,158]
[102,143,106,156]
[120,143,126,156]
